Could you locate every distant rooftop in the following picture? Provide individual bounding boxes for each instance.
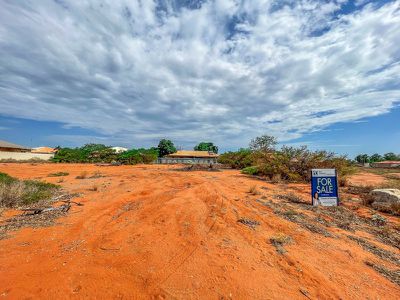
[167,150,219,158]
[31,147,56,154]
[0,139,30,150]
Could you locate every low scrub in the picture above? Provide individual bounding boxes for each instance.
[52,143,158,165]
[241,166,258,175]
[0,172,59,207]
[270,233,293,254]
[248,185,260,195]
[48,172,69,177]
[218,149,253,169]
[76,171,88,179]
[270,233,293,246]
[220,143,355,183]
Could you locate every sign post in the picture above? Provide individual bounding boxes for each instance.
[311,169,339,206]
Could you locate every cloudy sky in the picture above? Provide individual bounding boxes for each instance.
[0,0,399,155]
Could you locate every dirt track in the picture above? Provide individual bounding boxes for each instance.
[0,164,399,299]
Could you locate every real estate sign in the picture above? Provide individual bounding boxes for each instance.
[311,169,339,206]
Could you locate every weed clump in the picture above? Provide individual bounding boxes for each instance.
[75,171,88,179]
[89,185,98,192]
[241,166,258,175]
[248,185,261,195]
[371,214,387,226]
[89,171,103,178]
[48,172,69,177]
[0,172,59,207]
[275,193,304,204]
[365,261,400,286]
[237,217,260,229]
[270,233,293,254]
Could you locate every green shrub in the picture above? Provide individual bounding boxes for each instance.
[117,148,158,165]
[52,144,157,165]
[21,180,60,205]
[0,172,16,184]
[218,148,253,169]
[0,173,60,207]
[219,143,354,183]
[241,166,259,175]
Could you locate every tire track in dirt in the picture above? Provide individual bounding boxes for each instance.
[0,164,399,299]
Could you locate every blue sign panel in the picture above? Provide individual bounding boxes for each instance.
[311,169,339,206]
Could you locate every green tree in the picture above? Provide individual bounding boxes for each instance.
[355,154,369,164]
[369,153,383,162]
[249,135,277,152]
[383,152,399,161]
[157,139,176,157]
[194,142,218,154]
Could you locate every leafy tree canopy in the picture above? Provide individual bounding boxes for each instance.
[194,142,218,154]
[157,139,176,157]
[369,153,383,163]
[249,135,277,152]
[383,152,399,161]
[355,154,370,163]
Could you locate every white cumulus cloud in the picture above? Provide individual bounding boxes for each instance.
[0,0,399,148]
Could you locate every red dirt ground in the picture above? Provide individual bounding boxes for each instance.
[0,164,399,299]
[347,172,387,186]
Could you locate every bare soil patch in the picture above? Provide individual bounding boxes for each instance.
[0,163,399,298]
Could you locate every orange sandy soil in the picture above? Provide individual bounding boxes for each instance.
[347,172,387,186]
[0,163,399,299]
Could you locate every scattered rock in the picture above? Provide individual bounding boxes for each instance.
[370,189,400,204]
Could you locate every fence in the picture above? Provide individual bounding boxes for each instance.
[158,157,218,164]
[0,151,54,161]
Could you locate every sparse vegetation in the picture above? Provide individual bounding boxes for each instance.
[371,214,387,226]
[0,172,59,207]
[194,142,218,154]
[355,152,400,163]
[348,235,400,265]
[89,171,103,178]
[76,171,88,179]
[89,185,98,192]
[52,143,158,164]
[157,139,176,157]
[237,217,260,229]
[270,233,293,254]
[218,136,355,183]
[241,166,258,175]
[248,185,260,195]
[217,148,253,169]
[270,233,292,246]
[48,172,69,177]
[365,261,400,286]
[275,193,304,204]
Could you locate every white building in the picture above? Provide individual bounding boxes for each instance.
[111,146,128,153]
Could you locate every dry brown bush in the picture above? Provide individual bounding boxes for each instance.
[0,173,59,208]
[248,185,260,195]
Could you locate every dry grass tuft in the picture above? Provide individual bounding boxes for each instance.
[365,261,400,286]
[0,172,59,208]
[248,185,261,195]
[89,171,103,178]
[48,172,69,177]
[75,171,88,179]
[270,233,293,254]
[89,185,98,192]
[270,233,293,246]
[275,193,304,204]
